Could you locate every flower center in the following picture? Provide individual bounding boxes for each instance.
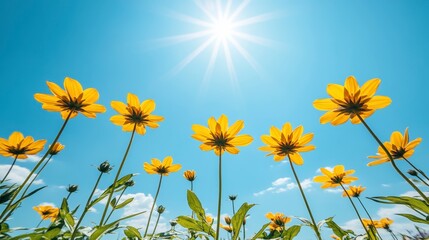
[330,173,345,184]
[125,106,148,124]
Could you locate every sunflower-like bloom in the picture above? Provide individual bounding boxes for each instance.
[34,77,106,119]
[183,170,196,181]
[313,76,391,125]
[265,212,291,231]
[111,93,164,135]
[0,132,46,159]
[48,142,65,155]
[220,224,233,233]
[33,205,60,222]
[205,216,214,225]
[143,156,181,176]
[192,114,253,155]
[362,218,377,228]
[259,123,315,165]
[342,185,366,198]
[368,128,422,166]
[313,165,358,188]
[375,218,393,229]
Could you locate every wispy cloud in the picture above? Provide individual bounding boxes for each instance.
[253,177,312,196]
[0,165,44,185]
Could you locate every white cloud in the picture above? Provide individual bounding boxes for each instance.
[120,193,168,234]
[316,166,334,173]
[0,165,44,185]
[381,184,391,188]
[325,188,343,193]
[400,191,429,198]
[253,177,312,196]
[37,202,56,207]
[24,155,43,163]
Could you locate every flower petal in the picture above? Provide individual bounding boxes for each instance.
[229,135,253,146]
[127,93,140,108]
[313,99,337,110]
[366,96,391,109]
[64,77,83,98]
[361,78,381,97]
[111,101,129,115]
[327,84,344,99]
[141,99,155,114]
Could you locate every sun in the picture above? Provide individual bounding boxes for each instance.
[160,0,276,83]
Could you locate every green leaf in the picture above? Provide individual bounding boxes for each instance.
[43,227,62,239]
[0,186,18,204]
[187,190,206,221]
[231,202,255,240]
[368,196,429,214]
[114,198,134,210]
[89,174,134,209]
[177,216,215,237]
[89,222,119,240]
[110,197,117,208]
[397,213,429,224]
[124,226,142,239]
[325,217,354,239]
[64,213,75,232]
[281,225,301,239]
[251,223,270,240]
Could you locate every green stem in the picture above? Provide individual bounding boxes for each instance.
[416,175,429,188]
[99,124,136,225]
[231,200,236,216]
[66,192,72,201]
[215,152,222,240]
[104,186,128,224]
[191,181,194,219]
[340,184,373,239]
[243,222,246,240]
[150,212,162,239]
[144,175,163,237]
[71,171,104,239]
[1,156,18,183]
[0,111,72,223]
[36,219,43,228]
[356,114,429,204]
[403,157,429,182]
[21,155,53,197]
[287,155,322,240]
[390,231,399,240]
[357,197,383,240]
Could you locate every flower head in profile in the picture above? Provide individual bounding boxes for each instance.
[220,224,233,233]
[259,123,315,165]
[48,142,65,155]
[34,77,106,119]
[362,218,377,228]
[143,156,181,176]
[375,218,393,230]
[314,165,358,188]
[192,114,253,155]
[266,212,291,231]
[0,132,46,159]
[368,128,422,166]
[205,216,214,225]
[111,93,164,135]
[342,185,366,198]
[183,170,196,182]
[313,76,391,125]
[331,235,341,240]
[33,205,59,222]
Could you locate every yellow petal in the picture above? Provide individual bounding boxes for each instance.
[82,88,99,103]
[390,131,402,147]
[327,84,344,99]
[281,122,292,136]
[366,96,391,109]
[297,145,315,152]
[110,115,126,125]
[289,153,303,165]
[9,132,24,145]
[136,125,146,135]
[163,156,173,166]
[141,99,155,114]
[298,133,314,145]
[313,175,330,183]
[367,159,389,166]
[229,135,253,146]
[270,126,281,139]
[168,164,182,173]
[147,115,164,122]
[225,147,239,154]
[41,104,63,112]
[34,94,59,104]
[111,101,129,115]
[361,78,381,97]
[403,128,410,146]
[292,125,303,142]
[122,123,135,132]
[192,124,211,138]
[313,99,337,110]
[320,168,333,177]
[218,114,228,133]
[208,117,217,133]
[345,76,359,95]
[127,93,140,108]
[80,111,96,118]
[46,81,66,97]
[82,104,106,113]
[61,110,78,119]
[406,138,422,150]
[260,135,278,146]
[226,120,244,137]
[273,154,285,161]
[200,143,214,151]
[333,165,345,174]
[331,114,349,125]
[151,158,162,166]
[64,77,83,98]
[320,111,338,124]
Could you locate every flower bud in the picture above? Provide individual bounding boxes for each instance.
[224,216,231,225]
[183,170,196,182]
[229,195,237,201]
[66,184,78,193]
[125,180,135,187]
[49,142,65,155]
[170,220,177,227]
[407,169,418,176]
[98,161,112,173]
[157,205,165,214]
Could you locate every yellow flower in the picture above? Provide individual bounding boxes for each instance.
[220,224,233,233]
[314,165,358,188]
[342,185,366,198]
[375,218,393,229]
[205,216,214,225]
[143,156,181,176]
[259,123,315,165]
[0,132,46,159]
[313,76,391,125]
[191,114,253,155]
[362,218,377,228]
[183,170,196,182]
[368,128,422,166]
[110,93,164,135]
[48,142,65,155]
[33,205,59,222]
[34,77,106,119]
[265,212,291,231]
[330,235,341,240]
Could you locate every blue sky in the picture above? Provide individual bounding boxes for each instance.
[1,0,429,239]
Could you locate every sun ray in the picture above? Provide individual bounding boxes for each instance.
[228,37,260,73]
[203,40,222,83]
[232,31,277,47]
[169,36,216,76]
[156,30,213,46]
[166,10,212,27]
[194,0,217,23]
[228,0,250,21]
[232,12,279,28]
[222,39,237,85]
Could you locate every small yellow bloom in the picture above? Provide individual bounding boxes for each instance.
[265,212,291,231]
[192,114,253,155]
[368,128,422,166]
[34,77,106,119]
[205,216,214,225]
[33,205,59,222]
[331,234,341,240]
[143,156,181,176]
[313,165,358,188]
[362,218,377,228]
[259,123,315,165]
[342,185,366,198]
[220,224,233,233]
[375,217,393,229]
[48,142,65,155]
[0,132,46,159]
[110,93,164,135]
[313,76,391,125]
[183,170,196,182]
